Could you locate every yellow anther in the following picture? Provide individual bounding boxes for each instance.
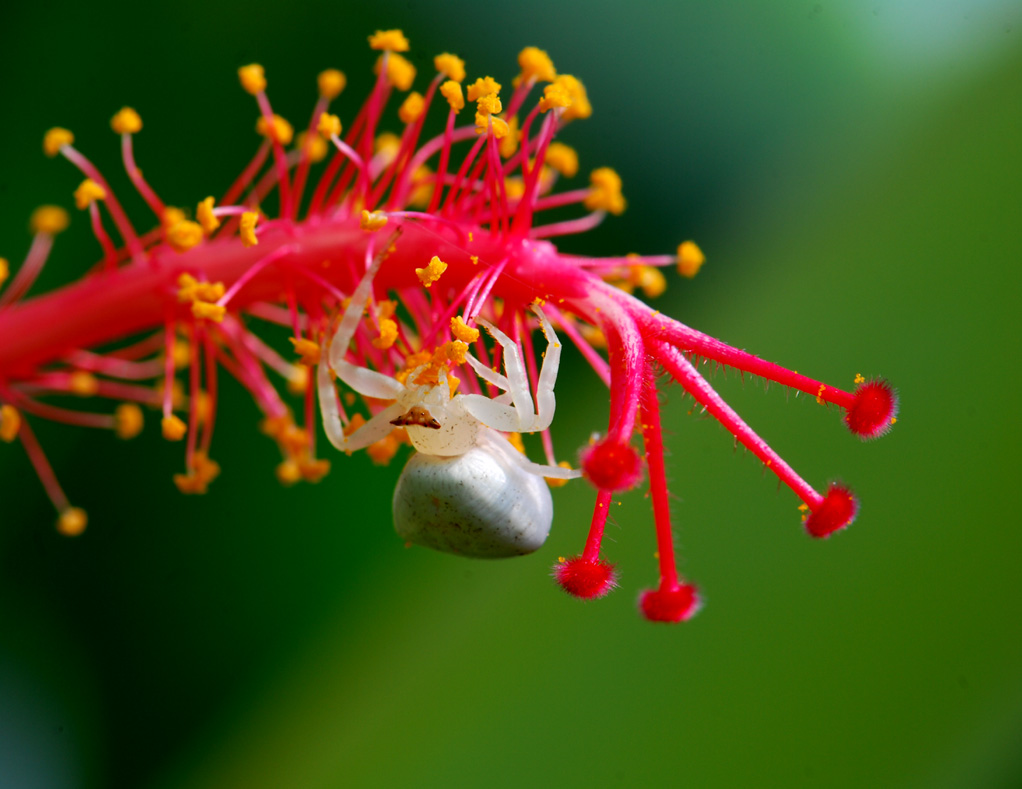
[366,431,403,466]
[343,412,367,438]
[256,114,294,146]
[376,299,397,320]
[297,132,328,163]
[398,91,425,124]
[289,337,322,365]
[554,75,591,121]
[69,371,99,397]
[439,80,465,113]
[171,339,190,368]
[436,340,468,367]
[434,53,466,83]
[584,167,626,215]
[0,258,7,288]
[580,323,607,348]
[30,206,70,235]
[507,432,526,455]
[374,132,401,156]
[360,209,388,231]
[276,458,302,485]
[287,366,310,394]
[176,273,224,303]
[368,29,409,51]
[546,461,574,488]
[375,53,416,91]
[676,240,705,278]
[162,414,187,441]
[43,128,74,157]
[0,404,21,442]
[317,112,342,139]
[499,116,519,159]
[538,82,571,113]
[450,315,480,343]
[240,212,259,247]
[466,76,501,102]
[191,301,226,322]
[372,318,398,350]
[634,265,667,298]
[238,63,266,95]
[162,206,186,228]
[408,165,434,208]
[518,46,556,84]
[854,373,866,384]
[476,93,502,116]
[544,142,579,178]
[114,403,144,439]
[447,375,461,398]
[503,177,525,199]
[415,255,447,287]
[57,507,88,537]
[110,107,142,134]
[166,220,204,253]
[196,197,220,235]
[318,68,347,99]
[404,349,432,370]
[475,113,510,139]
[298,457,331,483]
[74,179,107,210]
[174,451,221,494]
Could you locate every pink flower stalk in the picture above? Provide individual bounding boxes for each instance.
[0,32,897,621]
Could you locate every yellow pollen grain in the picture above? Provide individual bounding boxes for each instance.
[287,366,310,394]
[677,241,705,278]
[372,318,398,350]
[518,47,556,83]
[369,29,409,51]
[192,301,226,322]
[816,384,826,405]
[450,315,480,343]
[440,81,465,113]
[0,404,21,442]
[166,220,204,253]
[470,255,479,265]
[367,431,402,466]
[466,77,501,102]
[375,53,416,91]
[398,91,425,124]
[360,209,388,231]
[240,211,259,247]
[434,53,466,83]
[115,403,144,439]
[476,93,502,116]
[854,373,866,384]
[317,112,342,139]
[162,414,187,441]
[636,266,667,298]
[476,113,510,139]
[298,457,330,482]
[545,142,578,178]
[69,371,99,397]
[289,337,322,365]
[43,128,74,157]
[74,179,107,210]
[110,107,142,135]
[276,459,302,485]
[30,206,70,235]
[415,255,447,287]
[0,258,7,288]
[57,507,88,537]
[546,461,574,488]
[238,64,266,95]
[256,114,294,146]
[584,167,626,215]
[197,197,220,235]
[318,68,346,99]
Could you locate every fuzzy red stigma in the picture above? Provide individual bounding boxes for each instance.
[580,438,643,491]
[805,483,859,538]
[639,583,701,623]
[553,556,618,600]
[844,379,898,440]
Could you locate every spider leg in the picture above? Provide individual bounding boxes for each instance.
[532,305,561,432]
[318,362,405,452]
[480,428,581,480]
[475,317,537,429]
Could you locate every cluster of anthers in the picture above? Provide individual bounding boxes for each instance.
[0,31,897,622]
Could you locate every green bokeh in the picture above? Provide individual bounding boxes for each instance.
[1,2,1020,787]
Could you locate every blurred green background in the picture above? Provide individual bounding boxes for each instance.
[1,1,1020,787]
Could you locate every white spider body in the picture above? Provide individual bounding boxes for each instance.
[318,248,580,558]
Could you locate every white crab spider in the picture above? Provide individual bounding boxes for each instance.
[318,250,581,558]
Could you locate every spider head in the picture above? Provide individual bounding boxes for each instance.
[395,377,479,457]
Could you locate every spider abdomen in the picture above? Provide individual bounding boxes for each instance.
[393,443,553,558]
